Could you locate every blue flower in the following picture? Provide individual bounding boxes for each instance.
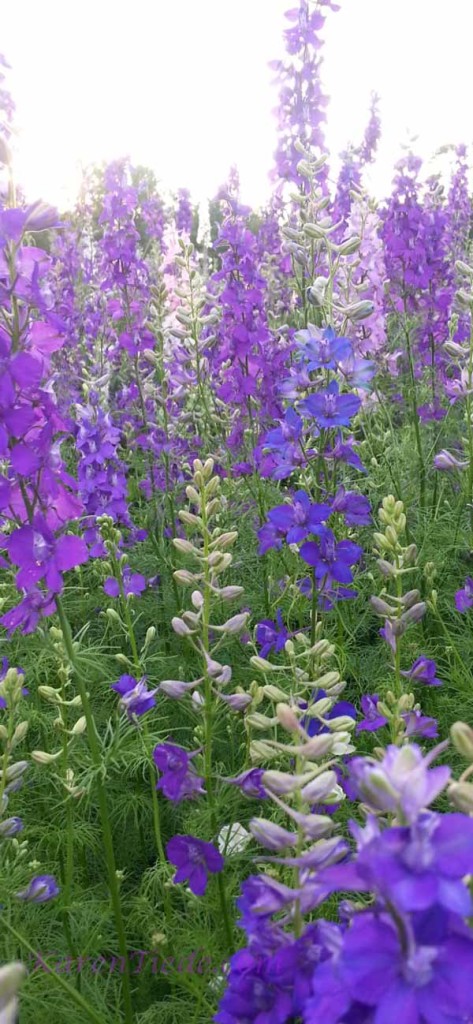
[111,674,157,718]
[301,381,361,429]
[300,528,362,585]
[294,325,352,371]
[267,490,331,544]
[255,610,289,658]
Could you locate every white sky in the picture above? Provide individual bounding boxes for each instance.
[3,0,473,210]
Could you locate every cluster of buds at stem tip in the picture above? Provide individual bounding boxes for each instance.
[168,459,250,712]
[30,627,86,767]
[0,669,29,831]
[246,628,353,766]
[372,496,425,657]
[243,626,349,888]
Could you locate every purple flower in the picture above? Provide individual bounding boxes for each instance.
[400,657,442,687]
[166,834,224,895]
[153,742,204,802]
[356,694,388,733]
[403,710,438,739]
[294,324,352,371]
[353,812,473,917]
[349,744,450,824]
[266,490,331,545]
[330,486,371,526]
[111,674,157,718]
[300,528,362,585]
[16,874,59,903]
[301,381,361,428]
[224,768,268,799]
[455,576,473,612]
[215,948,292,1024]
[255,610,289,658]
[264,407,303,451]
[0,587,56,635]
[5,517,88,594]
[307,912,473,1024]
[104,568,146,598]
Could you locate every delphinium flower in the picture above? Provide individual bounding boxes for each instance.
[166,835,224,896]
[455,576,473,612]
[270,0,339,189]
[255,610,290,657]
[15,874,60,903]
[400,657,442,687]
[0,156,89,634]
[75,395,130,556]
[110,674,158,719]
[204,191,288,454]
[159,460,250,944]
[153,741,205,802]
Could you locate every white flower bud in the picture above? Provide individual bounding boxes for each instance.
[31,750,63,764]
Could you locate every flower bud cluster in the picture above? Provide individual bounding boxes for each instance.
[31,628,85,784]
[167,459,249,714]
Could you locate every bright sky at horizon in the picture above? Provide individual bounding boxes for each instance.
[3,0,473,211]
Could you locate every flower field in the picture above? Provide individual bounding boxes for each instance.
[2,2,473,1022]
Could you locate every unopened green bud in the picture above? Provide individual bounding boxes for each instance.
[451,721,473,761]
[448,781,473,813]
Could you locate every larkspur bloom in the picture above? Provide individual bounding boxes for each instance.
[111,674,157,718]
[103,567,146,598]
[15,875,59,903]
[306,911,473,1024]
[294,324,352,370]
[330,486,371,526]
[401,657,442,687]
[166,835,224,896]
[349,743,450,823]
[255,610,290,658]
[266,490,331,545]
[300,528,362,585]
[4,517,88,594]
[455,576,473,612]
[153,741,204,802]
[300,381,361,428]
[356,694,388,732]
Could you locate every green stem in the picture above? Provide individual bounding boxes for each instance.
[2,917,107,1024]
[200,488,234,952]
[55,598,134,1024]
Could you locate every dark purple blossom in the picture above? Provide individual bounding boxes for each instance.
[294,325,352,371]
[306,912,473,1024]
[266,490,331,544]
[153,741,204,802]
[111,674,157,718]
[330,486,371,526]
[356,694,388,733]
[166,834,224,896]
[255,610,289,658]
[401,657,442,687]
[300,528,362,585]
[103,568,146,598]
